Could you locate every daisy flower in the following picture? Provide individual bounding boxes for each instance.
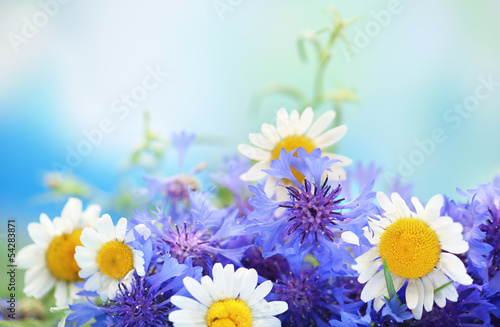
[238,107,351,198]
[16,198,100,306]
[75,214,145,301]
[169,263,288,327]
[352,192,473,319]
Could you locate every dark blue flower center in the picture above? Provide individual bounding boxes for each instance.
[280,177,345,245]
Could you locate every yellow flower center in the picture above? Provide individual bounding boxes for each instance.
[97,241,134,279]
[379,218,441,279]
[46,229,83,282]
[206,299,252,327]
[271,135,316,182]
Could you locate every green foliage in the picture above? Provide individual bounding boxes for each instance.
[252,6,358,126]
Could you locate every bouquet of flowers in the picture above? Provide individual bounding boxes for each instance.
[11,106,500,326]
[5,6,500,327]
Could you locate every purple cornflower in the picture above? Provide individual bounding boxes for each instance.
[246,148,377,270]
[269,248,349,327]
[68,244,201,327]
[448,177,500,295]
[131,190,250,274]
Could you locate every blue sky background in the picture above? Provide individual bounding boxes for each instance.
[1,0,500,243]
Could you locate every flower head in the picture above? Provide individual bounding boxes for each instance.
[352,192,473,319]
[131,190,250,274]
[238,107,351,197]
[16,198,100,306]
[75,214,146,301]
[247,148,376,270]
[455,176,500,295]
[169,263,288,326]
[270,250,348,326]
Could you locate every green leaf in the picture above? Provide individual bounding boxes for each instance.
[383,259,397,299]
[434,281,453,294]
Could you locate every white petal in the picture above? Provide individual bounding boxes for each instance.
[425,194,444,220]
[376,192,394,214]
[183,277,213,307]
[16,244,43,268]
[391,193,411,217]
[412,278,425,320]
[288,110,300,135]
[97,214,115,241]
[253,317,283,327]
[247,281,273,307]
[249,132,274,150]
[239,268,258,302]
[360,271,386,302]
[223,264,235,299]
[61,198,83,225]
[171,295,208,311]
[324,153,353,166]
[306,110,336,139]
[276,108,292,138]
[313,125,348,148]
[27,222,50,247]
[54,280,69,307]
[296,107,313,135]
[411,197,425,217]
[358,259,382,284]
[238,144,271,161]
[240,161,269,181]
[83,272,101,291]
[232,267,248,298]
[82,204,101,228]
[115,218,128,241]
[406,279,418,309]
[169,310,207,324]
[261,123,280,145]
[251,300,288,317]
[24,269,55,299]
[79,227,104,250]
[421,275,434,312]
[437,253,472,285]
[341,231,359,245]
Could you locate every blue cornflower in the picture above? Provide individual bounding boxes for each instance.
[444,197,493,280]
[449,177,500,294]
[68,245,201,327]
[342,161,382,201]
[144,131,205,204]
[131,190,250,274]
[270,248,349,327]
[247,148,377,270]
[211,154,253,217]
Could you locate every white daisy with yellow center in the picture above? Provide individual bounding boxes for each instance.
[351,192,472,320]
[16,198,100,306]
[74,214,145,301]
[169,263,288,327]
[238,107,351,198]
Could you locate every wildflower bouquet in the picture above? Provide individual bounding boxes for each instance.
[11,106,500,327]
[6,7,500,327]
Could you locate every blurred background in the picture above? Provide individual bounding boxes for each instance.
[1,0,500,243]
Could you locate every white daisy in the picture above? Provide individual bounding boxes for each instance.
[74,214,145,301]
[169,263,288,327]
[238,107,351,198]
[16,198,101,306]
[351,192,472,319]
